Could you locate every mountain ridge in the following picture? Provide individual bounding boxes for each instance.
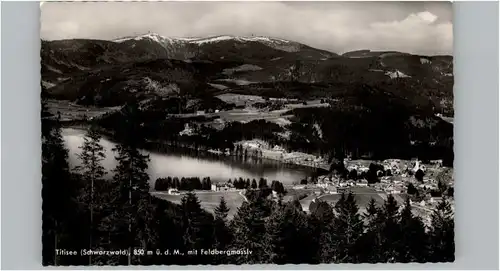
[41,33,454,116]
[47,32,337,55]
[43,32,453,58]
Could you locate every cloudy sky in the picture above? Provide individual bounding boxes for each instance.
[41,1,453,55]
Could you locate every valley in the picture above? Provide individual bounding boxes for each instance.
[43,33,454,223]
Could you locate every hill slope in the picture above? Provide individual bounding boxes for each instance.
[41,34,454,115]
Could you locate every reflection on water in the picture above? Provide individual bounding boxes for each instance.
[62,128,314,186]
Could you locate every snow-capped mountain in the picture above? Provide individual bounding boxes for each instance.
[114,32,196,46]
[114,32,304,52]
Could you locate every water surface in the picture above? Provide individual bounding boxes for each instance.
[62,128,314,187]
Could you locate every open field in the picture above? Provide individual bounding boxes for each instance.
[46,99,121,121]
[282,187,318,202]
[151,190,246,218]
[218,109,290,123]
[167,93,331,126]
[216,93,266,106]
[166,108,295,126]
[319,192,386,210]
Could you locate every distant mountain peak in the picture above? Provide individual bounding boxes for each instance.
[188,35,292,44]
[114,32,165,43]
[112,33,309,54]
[114,33,294,45]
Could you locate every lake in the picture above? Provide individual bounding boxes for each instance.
[62,128,316,188]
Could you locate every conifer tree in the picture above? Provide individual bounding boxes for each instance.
[363,198,380,226]
[309,200,336,263]
[206,177,212,190]
[180,192,214,252]
[379,194,401,262]
[41,104,79,265]
[357,198,383,263]
[214,196,230,222]
[311,200,335,222]
[333,193,364,263]
[111,143,152,265]
[335,192,347,210]
[213,197,232,255]
[397,197,428,262]
[75,126,106,265]
[147,199,184,266]
[173,177,180,189]
[41,99,53,139]
[229,197,272,264]
[106,101,159,264]
[264,202,314,264]
[429,199,455,262]
[258,178,268,189]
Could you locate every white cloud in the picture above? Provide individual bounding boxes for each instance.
[365,12,452,55]
[40,2,453,55]
[417,11,438,23]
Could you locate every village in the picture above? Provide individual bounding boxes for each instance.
[292,157,455,223]
[158,154,454,223]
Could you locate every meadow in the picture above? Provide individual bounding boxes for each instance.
[151,190,246,218]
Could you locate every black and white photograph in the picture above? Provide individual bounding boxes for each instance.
[40,1,455,266]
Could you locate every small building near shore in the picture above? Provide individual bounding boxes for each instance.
[168,188,180,195]
[211,183,233,191]
[356,179,368,187]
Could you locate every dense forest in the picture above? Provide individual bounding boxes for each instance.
[42,100,454,266]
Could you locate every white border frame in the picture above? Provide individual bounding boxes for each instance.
[1,1,498,270]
